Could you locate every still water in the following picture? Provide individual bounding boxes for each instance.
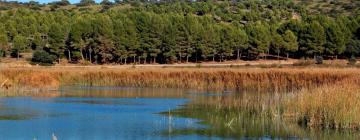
[0,87,358,140]
[0,87,213,140]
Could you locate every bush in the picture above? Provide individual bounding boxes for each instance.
[348,56,357,65]
[10,49,21,58]
[0,6,12,11]
[293,60,313,66]
[31,51,56,65]
[315,56,323,64]
[71,51,82,62]
[51,0,70,6]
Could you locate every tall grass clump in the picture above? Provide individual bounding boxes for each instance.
[178,77,360,130]
[285,77,360,130]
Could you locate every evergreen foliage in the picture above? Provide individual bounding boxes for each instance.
[0,0,358,64]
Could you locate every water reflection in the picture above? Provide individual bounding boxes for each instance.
[0,87,359,139]
[58,86,190,98]
[0,87,206,140]
[167,91,360,140]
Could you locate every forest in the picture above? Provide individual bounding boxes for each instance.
[0,0,360,64]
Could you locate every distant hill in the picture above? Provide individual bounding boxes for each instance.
[0,0,359,15]
[0,0,359,64]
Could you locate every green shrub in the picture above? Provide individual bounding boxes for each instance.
[315,56,323,64]
[71,51,83,62]
[0,6,12,11]
[10,49,20,58]
[31,51,56,65]
[348,56,357,65]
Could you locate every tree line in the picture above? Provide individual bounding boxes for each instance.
[0,0,359,64]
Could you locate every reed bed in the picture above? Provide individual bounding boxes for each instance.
[285,77,360,130]
[180,73,360,130]
[0,67,357,92]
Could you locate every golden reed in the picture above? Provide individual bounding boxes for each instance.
[0,67,355,92]
[285,77,360,130]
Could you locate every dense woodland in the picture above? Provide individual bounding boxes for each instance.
[0,0,360,64]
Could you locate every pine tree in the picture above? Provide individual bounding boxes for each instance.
[299,21,326,58]
[48,23,66,63]
[283,30,298,59]
[12,35,28,60]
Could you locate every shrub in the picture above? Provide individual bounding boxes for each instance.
[10,49,21,58]
[0,6,12,11]
[315,56,323,64]
[50,0,70,6]
[348,56,357,65]
[31,50,56,65]
[293,60,313,66]
[71,51,83,62]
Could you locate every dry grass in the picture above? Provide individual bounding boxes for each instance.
[0,67,356,92]
[285,77,360,130]
[182,71,360,130]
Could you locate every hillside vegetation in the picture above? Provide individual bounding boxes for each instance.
[0,0,359,64]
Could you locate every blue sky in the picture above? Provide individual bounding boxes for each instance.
[15,0,110,4]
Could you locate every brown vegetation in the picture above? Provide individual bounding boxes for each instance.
[285,77,360,130]
[0,67,356,92]
[172,68,360,130]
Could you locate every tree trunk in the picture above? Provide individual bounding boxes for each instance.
[179,52,182,63]
[138,57,140,64]
[68,50,71,62]
[237,49,240,61]
[239,51,242,61]
[17,51,19,60]
[153,57,156,64]
[277,51,280,61]
[195,52,198,63]
[144,57,147,64]
[133,56,136,64]
[89,49,92,63]
[265,50,268,60]
[85,50,87,60]
[286,53,289,60]
[212,55,215,62]
[186,56,189,63]
[124,58,127,65]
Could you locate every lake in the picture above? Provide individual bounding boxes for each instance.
[0,86,358,140]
